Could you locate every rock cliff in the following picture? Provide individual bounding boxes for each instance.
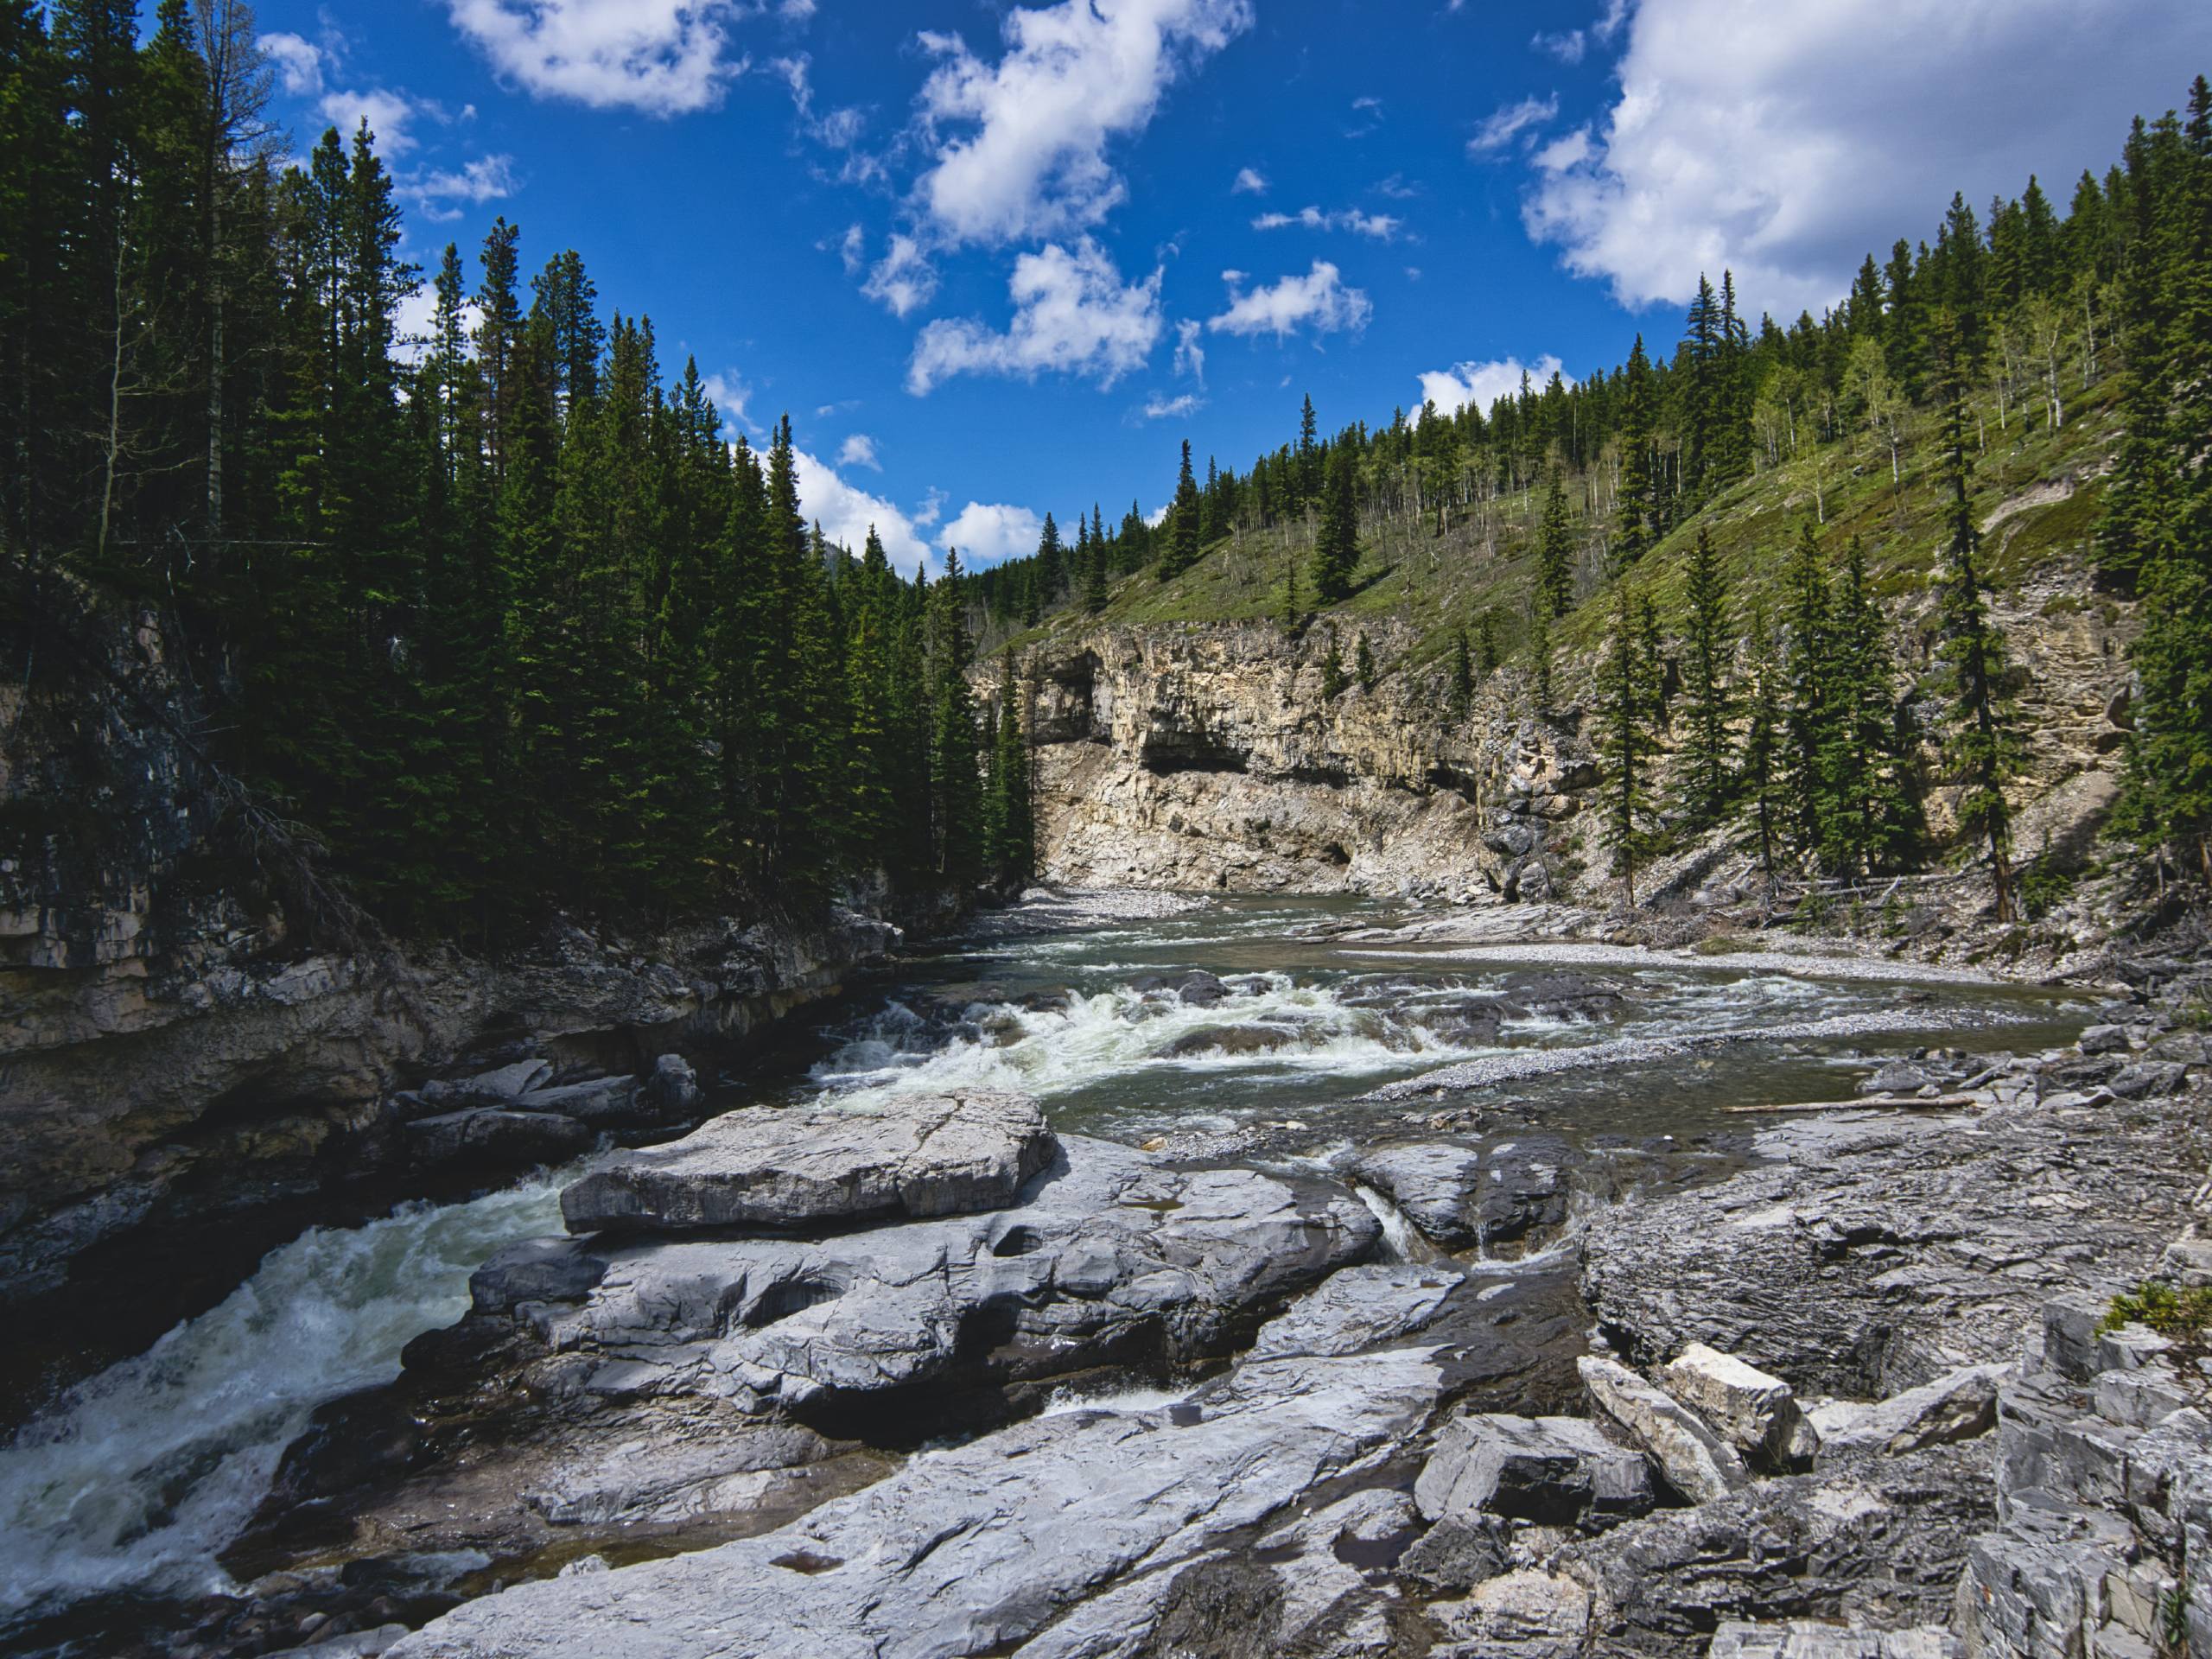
[1021,620,1595,901]
[0,599,899,1399]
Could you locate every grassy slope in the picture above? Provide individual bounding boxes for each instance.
[1001,371,2121,695]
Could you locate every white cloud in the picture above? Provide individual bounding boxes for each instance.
[909,238,1163,394]
[861,233,938,319]
[1416,353,1566,418]
[1522,0,2212,315]
[936,500,1043,566]
[1206,261,1371,340]
[1251,205,1402,239]
[1468,92,1557,156]
[780,0,817,18]
[319,87,426,154]
[1145,503,1171,528]
[913,486,948,527]
[913,0,1254,245]
[1232,165,1268,194]
[793,447,935,569]
[443,0,751,115]
[1141,392,1203,420]
[1531,128,1592,174]
[703,371,759,433]
[1594,0,1631,41]
[838,433,882,471]
[260,31,324,95]
[407,154,518,219]
[1172,317,1205,381]
[1533,28,1586,63]
[837,223,865,275]
[391,284,486,364]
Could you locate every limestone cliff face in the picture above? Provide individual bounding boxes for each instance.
[1019,621,1596,900]
[1012,537,2136,911]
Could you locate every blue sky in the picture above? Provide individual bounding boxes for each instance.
[251,0,2212,569]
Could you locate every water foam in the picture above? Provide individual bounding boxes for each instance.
[808,972,1505,1111]
[0,1170,573,1624]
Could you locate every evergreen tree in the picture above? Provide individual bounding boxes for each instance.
[1355,632,1376,693]
[1449,629,1474,716]
[1615,334,1658,560]
[1823,536,1923,873]
[1933,322,2022,919]
[929,550,985,885]
[1782,521,1835,870]
[1035,510,1063,602]
[1535,467,1574,617]
[1475,611,1499,677]
[1312,444,1358,601]
[1600,584,1660,906]
[1159,440,1201,578]
[1320,626,1348,699]
[1677,529,1735,827]
[988,649,1033,883]
[1738,602,1787,880]
[1279,536,1302,629]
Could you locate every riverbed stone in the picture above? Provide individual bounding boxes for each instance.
[558,1090,1057,1235]
[1250,1262,1463,1359]
[1578,1353,1751,1503]
[404,1108,592,1170]
[1345,1135,1569,1250]
[1414,1410,1655,1529]
[1808,1363,2009,1456]
[1658,1342,1819,1471]
[384,1345,1445,1659]
[1708,1621,1961,1659]
[535,1135,1381,1408]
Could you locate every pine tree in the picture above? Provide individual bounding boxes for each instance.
[1159,440,1201,578]
[928,550,985,885]
[1312,444,1358,601]
[1449,629,1474,717]
[1616,334,1658,560]
[1279,536,1302,629]
[1035,510,1064,603]
[988,649,1033,883]
[1535,467,1574,617]
[1782,520,1834,870]
[1320,626,1348,699]
[1296,391,1319,509]
[1677,528,1735,828]
[1355,632,1376,693]
[1600,583,1659,907]
[1475,611,1499,677]
[1823,537,1923,873]
[1738,602,1787,881]
[1933,321,2021,919]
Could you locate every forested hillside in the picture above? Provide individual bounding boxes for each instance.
[982,74,2212,916]
[3,0,2206,944]
[0,0,1033,946]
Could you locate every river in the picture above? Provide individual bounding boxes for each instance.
[0,893,2088,1648]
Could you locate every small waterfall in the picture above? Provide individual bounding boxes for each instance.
[1354,1185,1446,1266]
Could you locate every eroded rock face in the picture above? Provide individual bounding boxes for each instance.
[559,1093,1057,1236]
[531,1135,1379,1411]
[384,1345,1447,1659]
[1019,624,1595,899]
[1414,1410,1655,1530]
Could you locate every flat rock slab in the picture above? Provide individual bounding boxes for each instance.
[560,1090,1056,1236]
[521,1135,1382,1408]
[385,1347,1446,1659]
[1415,1410,1654,1529]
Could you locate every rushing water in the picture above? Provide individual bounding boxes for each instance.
[0,893,2088,1637]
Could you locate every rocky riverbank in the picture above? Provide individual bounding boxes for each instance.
[73,931,2202,1659]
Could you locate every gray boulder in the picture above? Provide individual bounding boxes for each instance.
[1808,1363,2008,1456]
[560,1090,1057,1236]
[643,1052,700,1114]
[1347,1135,1568,1251]
[531,1135,1381,1408]
[1414,1410,1655,1529]
[1578,1353,1750,1503]
[1658,1343,1819,1471]
[1709,1622,1961,1659]
[1249,1262,1462,1359]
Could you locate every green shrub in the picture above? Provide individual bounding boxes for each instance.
[2101,1280,2212,1356]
